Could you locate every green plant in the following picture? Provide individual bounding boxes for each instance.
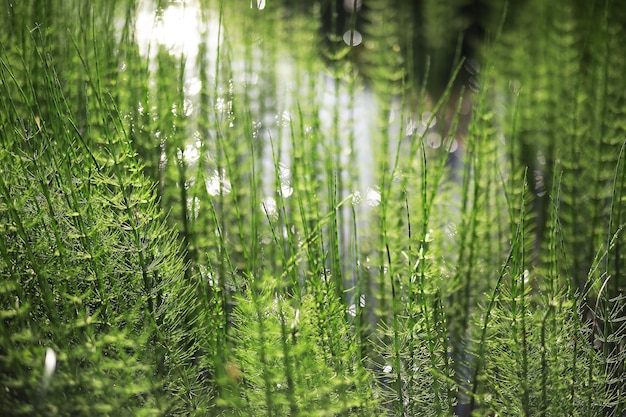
[1,0,625,416]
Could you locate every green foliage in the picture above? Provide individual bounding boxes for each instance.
[1,0,626,416]
[0,36,184,416]
[229,275,376,416]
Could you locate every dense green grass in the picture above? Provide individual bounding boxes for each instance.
[1,0,625,416]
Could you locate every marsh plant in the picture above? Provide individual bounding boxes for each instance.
[1,0,625,416]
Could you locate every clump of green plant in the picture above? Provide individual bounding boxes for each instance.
[0,44,179,417]
[1,0,625,416]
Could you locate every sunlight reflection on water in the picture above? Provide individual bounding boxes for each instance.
[136,0,200,58]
